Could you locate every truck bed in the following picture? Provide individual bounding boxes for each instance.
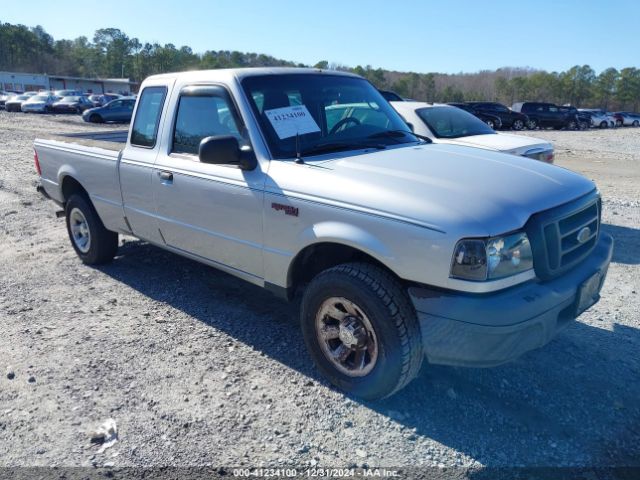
[38,130,128,152]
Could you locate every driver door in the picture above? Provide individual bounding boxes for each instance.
[152,85,266,279]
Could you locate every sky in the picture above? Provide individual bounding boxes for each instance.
[2,0,639,74]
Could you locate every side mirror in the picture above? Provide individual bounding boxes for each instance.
[199,135,257,170]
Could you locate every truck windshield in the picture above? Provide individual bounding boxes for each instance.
[241,74,421,159]
[416,106,496,139]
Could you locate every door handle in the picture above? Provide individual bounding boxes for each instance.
[158,171,173,182]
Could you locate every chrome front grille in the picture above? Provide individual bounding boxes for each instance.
[526,191,601,281]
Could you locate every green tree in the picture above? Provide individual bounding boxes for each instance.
[593,68,619,109]
[561,65,595,106]
[616,67,640,111]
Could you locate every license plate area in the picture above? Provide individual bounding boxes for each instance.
[575,270,605,316]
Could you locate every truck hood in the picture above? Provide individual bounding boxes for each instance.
[437,133,553,156]
[271,143,595,237]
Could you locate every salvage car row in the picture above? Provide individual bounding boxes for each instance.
[381,91,640,131]
[0,90,134,123]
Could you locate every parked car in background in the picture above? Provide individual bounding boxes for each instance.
[23,91,39,97]
[0,91,16,109]
[465,101,528,130]
[21,94,59,113]
[82,97,136,123]
[378,90,405,102]
[579,110,615,128]
[5,94,31,112]
[87,93,121,107]
[51,96,94,114]
[511,102,578,130]
[392,101,554,162]
[559,106,591,130]
[447,102,503,130]
[612,112,639,127]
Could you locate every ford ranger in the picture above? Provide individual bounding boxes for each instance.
[35,68,613,399]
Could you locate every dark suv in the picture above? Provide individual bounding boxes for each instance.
[447,102,502,130]
[512,102,578,130]
[465,101,528,130]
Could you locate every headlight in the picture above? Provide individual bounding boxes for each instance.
[451,232,533,281]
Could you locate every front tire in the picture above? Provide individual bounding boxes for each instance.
[89,113,104,123]
[301,263,423,400]
[526,119,538,130]
[633,120,639,127]
[512,119,525,131]
[599,121,608,129]
[65,194,118,264]
[486,119,495,129]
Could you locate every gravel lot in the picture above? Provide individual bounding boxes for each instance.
[1,112,638,477]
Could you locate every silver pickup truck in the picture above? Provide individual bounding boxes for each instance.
[35,68,613,399]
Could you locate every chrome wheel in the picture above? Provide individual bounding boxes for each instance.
[69,207,91,253]
[513,119,524,130]
[486,120,495,129]
[315,297,378,377]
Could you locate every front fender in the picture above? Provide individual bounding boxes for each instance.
[297,221,393,261]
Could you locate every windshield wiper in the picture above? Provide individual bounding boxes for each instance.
[367,130,432,143]
[300,141,386,157]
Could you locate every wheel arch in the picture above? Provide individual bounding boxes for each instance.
[60,173,89,204]
[285,223,403,299]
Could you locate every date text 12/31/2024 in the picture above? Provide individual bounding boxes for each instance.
[233,468,400,477]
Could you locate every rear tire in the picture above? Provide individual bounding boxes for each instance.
[301,262,423,400]
[633,120,639,127]
[599,121,608,129]
[65,194,118,265]
[486,119,495,129]
[512,119,525,131]
[526,119,538,130]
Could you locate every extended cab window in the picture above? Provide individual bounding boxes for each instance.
[130,86,167,147]
[172,87,242,156]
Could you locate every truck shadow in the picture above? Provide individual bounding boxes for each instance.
[602,223,640,264]
[97,239,640,469]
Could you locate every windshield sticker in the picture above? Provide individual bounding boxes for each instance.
[264,105,320,139]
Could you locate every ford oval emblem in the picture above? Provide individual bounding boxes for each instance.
[577,226,591,244]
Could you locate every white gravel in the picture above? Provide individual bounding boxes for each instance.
[1,113,638,474]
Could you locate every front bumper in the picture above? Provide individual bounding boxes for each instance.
[409,233,613,367]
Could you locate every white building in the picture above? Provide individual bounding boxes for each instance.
[0,71,138,95]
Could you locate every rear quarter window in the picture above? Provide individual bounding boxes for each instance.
[130,86,167,148]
